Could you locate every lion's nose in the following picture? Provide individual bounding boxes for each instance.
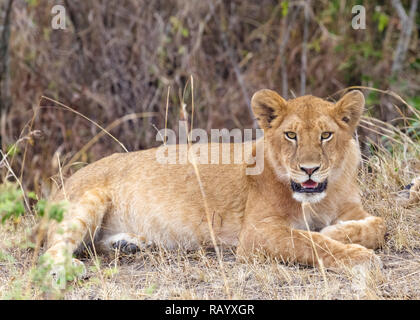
[300,166,320,176]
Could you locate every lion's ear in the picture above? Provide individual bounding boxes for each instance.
[251,89,287,129]
[334,90,364,131]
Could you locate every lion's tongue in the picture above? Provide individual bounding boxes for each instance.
[302,180,318,188]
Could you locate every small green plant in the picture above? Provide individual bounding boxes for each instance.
[0,181,78,298]
[35,199,67,223]
[0,181,67,224]
[145,283,157,295]
[0,182,26,224]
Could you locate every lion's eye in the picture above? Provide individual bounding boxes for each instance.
[285,132,297,140]
[321,132,333,141]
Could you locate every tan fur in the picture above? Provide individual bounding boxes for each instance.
[45,90,387,270]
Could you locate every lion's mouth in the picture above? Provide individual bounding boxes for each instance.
[291,179,328,193]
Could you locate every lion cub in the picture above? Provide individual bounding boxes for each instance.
[44,90,387,272]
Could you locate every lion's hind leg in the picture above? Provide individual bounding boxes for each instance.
[100,233,152,254]
[43,188,110,275]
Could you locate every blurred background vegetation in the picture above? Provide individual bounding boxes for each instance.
[0,0,419,195]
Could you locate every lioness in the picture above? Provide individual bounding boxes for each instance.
[45,89,388,272]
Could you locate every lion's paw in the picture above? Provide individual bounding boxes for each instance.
[325,244,382,272]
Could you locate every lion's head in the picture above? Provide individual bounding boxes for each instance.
[251,89,364,203]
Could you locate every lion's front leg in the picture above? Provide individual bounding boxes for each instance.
[320,206,386,249]
[238,216,379,269]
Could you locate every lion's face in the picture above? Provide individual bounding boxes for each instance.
[252,90,365,203]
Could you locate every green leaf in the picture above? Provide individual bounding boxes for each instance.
[181,28,189,38]
[35,199,47,217]
[6,145,19,156]
[281,1,289,17]
[407,97,420,111]
[377,13,389,32]
[49,203,66,222]
[28,192,37,200]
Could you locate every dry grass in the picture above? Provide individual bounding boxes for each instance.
[0,144,418,300]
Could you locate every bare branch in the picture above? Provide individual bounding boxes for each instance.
[0,0,14,150]
[219,6,255,127]
[391,0,408,21]
[279,6,300,99]
[391,0,419,75]
[300,0,310,96]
